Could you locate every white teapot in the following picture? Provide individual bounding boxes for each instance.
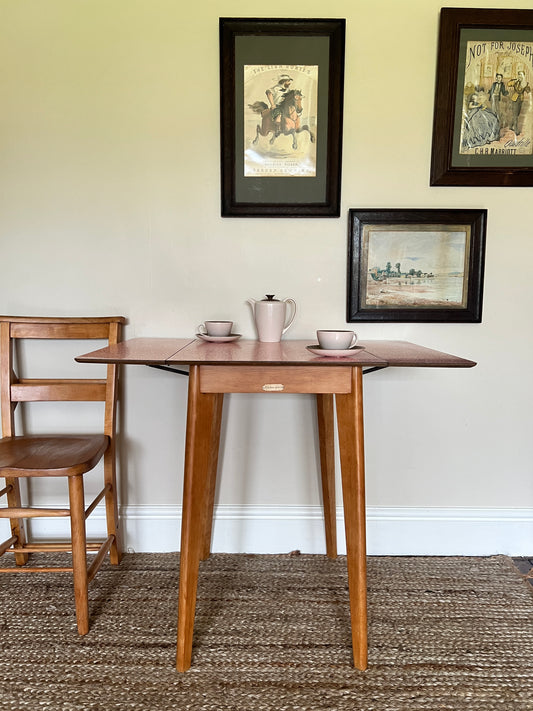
[247,294,297,342]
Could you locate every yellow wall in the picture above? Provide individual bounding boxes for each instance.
[1,0,532,548]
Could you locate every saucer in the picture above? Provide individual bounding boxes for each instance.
[196,333,242,343]
[306,344,365,357]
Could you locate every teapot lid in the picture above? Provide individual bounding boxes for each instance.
[262,294,279,301]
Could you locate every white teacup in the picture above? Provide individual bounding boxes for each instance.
[317,329,357,350]
[198,320,233,337]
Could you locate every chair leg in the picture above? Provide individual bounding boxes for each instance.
[69,475,89,635]
[6,477,29,566]
[103,446,122,565]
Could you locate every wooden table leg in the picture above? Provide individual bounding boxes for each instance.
[176,366,220,672]
[316,393,337,558]
[335,366,368,671]
[200,393,224,560]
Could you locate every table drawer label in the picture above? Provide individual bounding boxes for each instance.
[262,383,284,392]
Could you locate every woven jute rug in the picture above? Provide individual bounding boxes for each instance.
[1,553,532,710]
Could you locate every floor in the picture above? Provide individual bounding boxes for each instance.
[512,557,533,587]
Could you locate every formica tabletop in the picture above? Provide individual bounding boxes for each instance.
[76,338,476,369]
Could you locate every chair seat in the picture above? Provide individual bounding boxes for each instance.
[0,435,109,477]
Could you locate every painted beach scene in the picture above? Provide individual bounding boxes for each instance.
[361,226,470,309]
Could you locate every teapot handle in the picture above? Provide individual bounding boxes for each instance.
[281,298,297,335]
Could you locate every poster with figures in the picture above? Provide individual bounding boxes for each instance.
[459,39,532,156]
[244,65,318,177]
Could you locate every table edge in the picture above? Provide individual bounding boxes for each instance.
[75,338,476,369]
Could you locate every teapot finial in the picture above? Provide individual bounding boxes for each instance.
[265,294,276,301]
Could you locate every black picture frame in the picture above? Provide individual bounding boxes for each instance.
[219,17,345,217]
[430,8,533,187]
[347,209,487,323]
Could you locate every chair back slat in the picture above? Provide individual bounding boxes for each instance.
[9,322,121,340]
[11,380,107,402]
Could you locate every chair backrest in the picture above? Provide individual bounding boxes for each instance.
[0,317,126,440]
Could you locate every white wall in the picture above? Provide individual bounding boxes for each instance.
[1,0,532,554]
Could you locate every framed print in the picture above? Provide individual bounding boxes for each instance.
[347,209,487,323]
[430,8,533,186]
[219,18,345,217]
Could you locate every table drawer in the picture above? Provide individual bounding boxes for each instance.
[199,365,353,394]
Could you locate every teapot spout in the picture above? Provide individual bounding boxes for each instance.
[246,298,257,313]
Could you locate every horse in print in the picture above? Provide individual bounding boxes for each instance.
[248,89,315,150]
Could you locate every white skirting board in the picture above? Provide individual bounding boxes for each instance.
[8,505,533,556]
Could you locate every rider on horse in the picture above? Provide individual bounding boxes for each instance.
[266,74,293,125]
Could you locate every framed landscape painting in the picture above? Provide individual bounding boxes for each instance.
[219,18,345,216]
[347,209,487,323]
[430,8,533,186]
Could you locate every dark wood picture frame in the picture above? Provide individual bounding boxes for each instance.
[430,8,533,187]
[220,18,345,217]
[347,209,487,323]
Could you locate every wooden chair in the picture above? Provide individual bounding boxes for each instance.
[0,316,125,634]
